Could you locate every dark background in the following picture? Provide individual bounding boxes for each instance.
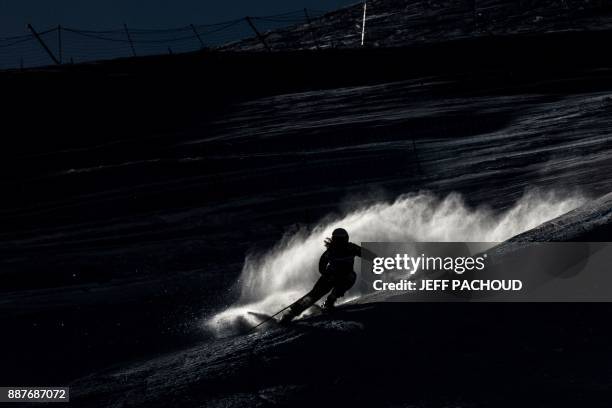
[1,1,612,405]
[2,35,612,386]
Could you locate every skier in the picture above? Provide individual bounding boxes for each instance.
[279,228,374,324]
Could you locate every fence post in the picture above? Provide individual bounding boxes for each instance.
[27,24,60,65]
[58,25,63,64]
[124,23,137,57]
[303,8,321,50]
[245,16,271,51]
[361,2,367,46]
[190,24,205,49]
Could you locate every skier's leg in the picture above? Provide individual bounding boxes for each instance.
[323,271,357,311]
[281,275,333,322]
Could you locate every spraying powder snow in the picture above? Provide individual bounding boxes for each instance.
[207,190,584,336]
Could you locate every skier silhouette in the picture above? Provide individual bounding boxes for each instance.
[280,228,374,323]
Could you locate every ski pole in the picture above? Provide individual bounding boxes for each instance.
[249,294,308,332]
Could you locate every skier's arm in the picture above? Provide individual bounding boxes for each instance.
[353,243,377,261]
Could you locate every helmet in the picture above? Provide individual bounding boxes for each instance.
[331,228,349,244]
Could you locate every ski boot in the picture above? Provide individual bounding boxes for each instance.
[322,295,337,313]
[278,309,297,325]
